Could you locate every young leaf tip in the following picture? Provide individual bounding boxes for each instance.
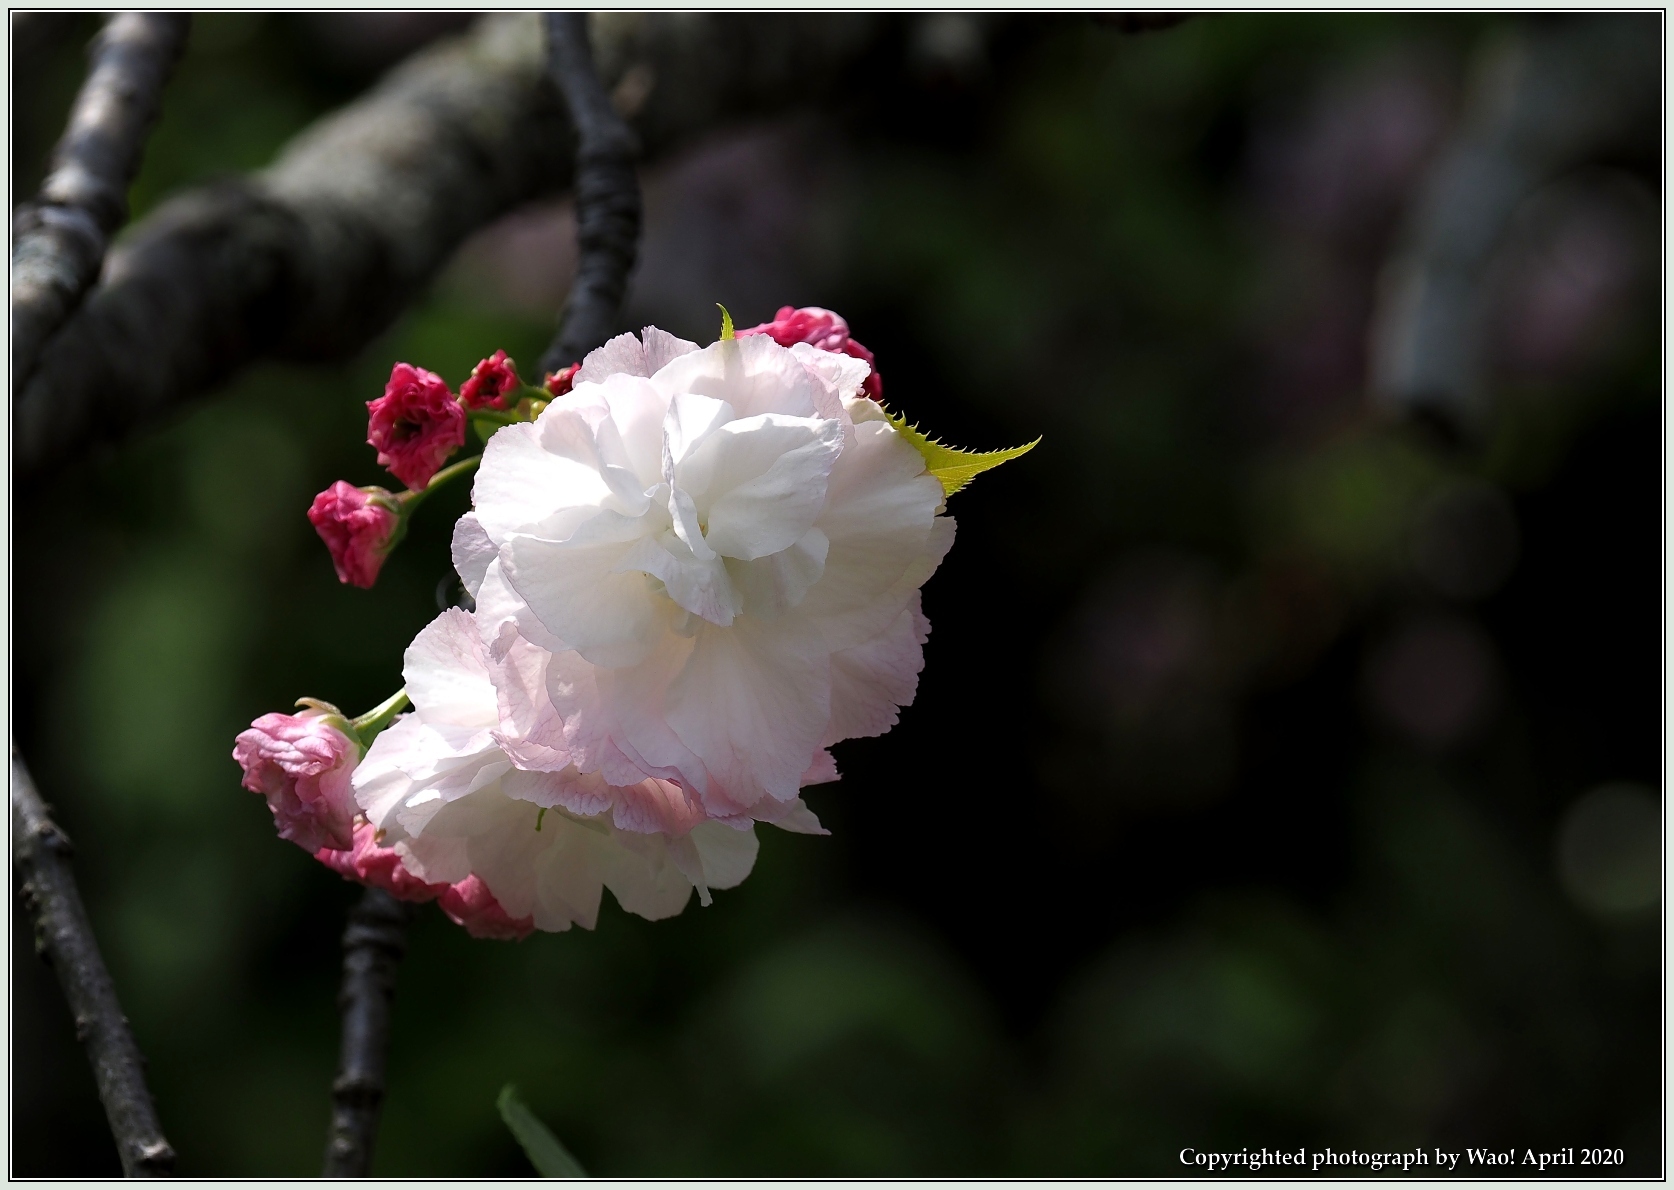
[716,303,735,341]
[884,408,1039,496]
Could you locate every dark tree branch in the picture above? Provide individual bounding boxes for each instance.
[11,748,176,1177]
[539,12,643,376]
[1368,14,1658,444]
[14,13,911,492]
[322,887,417,1177]
[11,13,190,390]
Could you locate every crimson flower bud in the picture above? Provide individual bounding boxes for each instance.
[367,362,465,490]
[737,305,882,398]
[460,349,520,411]
[307,481,399,588]
[543,363,580,397]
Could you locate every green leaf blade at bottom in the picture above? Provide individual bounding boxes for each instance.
[498,1084,588,1178]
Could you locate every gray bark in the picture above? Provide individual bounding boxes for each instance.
[16,13,888,491]
[322,888,416,1177]
[11,13,190,389]
[12,749,176,1177]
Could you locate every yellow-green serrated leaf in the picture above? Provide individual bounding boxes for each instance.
[717,303,735,341]
[885,410,1039,496]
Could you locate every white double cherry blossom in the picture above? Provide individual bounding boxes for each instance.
[353,328,953,932]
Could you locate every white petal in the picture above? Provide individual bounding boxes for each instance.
[664,616,831,809]
[598,830,695,920]
[451,513,496,599]
[403,609,499,729]
[503,536,668,668]
[640,326,701,374]
[532,821,607,930]
[651,335,822,420]
[687,414,842,560]
[575,330,649,382]
[661,391,734,472]
[725,527,828,620]
[790,342,869,416]
[690,820,760,890]
[472,415,613,544]
[615,533,740,627]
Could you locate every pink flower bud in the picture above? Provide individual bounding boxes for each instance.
[314,821,448,902]
[234,710,359,852]
[307,481,399,589]
[459,349,520,411]
[437,874,535,940]
[543,363,580,397]
[367,362,466,490]
[738,305,882,399]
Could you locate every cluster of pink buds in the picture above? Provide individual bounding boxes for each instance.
[307,351,563,589]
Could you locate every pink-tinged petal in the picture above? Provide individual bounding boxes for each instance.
[640,326,702,373]
[752,796,827,835]
[821,595,930,746]
[575,330,650,383]
[608,776,706,836]
[437,874,535,940]
[789,341,869,418]
[314,822,449,902]
[664,616,831,810]
[367,362,465,490]
[800,748,840,786]
[487,624,574,772]
[235,710,360,852]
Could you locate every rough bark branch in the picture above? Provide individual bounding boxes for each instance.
[16,13,895,492]
[322,887,417,1177]
[11,13,190,390]
[11,748,176,1177]
[539,12,643,376]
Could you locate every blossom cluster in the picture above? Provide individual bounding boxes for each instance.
[307,351,543,589]
[241,307,1025,940]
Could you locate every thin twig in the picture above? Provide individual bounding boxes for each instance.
[11,748,176,1177]
[538,12,643,376]
[11,12,190,390]
[322,886,417,1177]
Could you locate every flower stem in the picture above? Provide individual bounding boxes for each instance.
[399,454,481,511]
[350,688,409,750]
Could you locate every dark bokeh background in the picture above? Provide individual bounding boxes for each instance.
[12,13,1661,1176]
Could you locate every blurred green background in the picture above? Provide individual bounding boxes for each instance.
[12,13,1660,1176]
